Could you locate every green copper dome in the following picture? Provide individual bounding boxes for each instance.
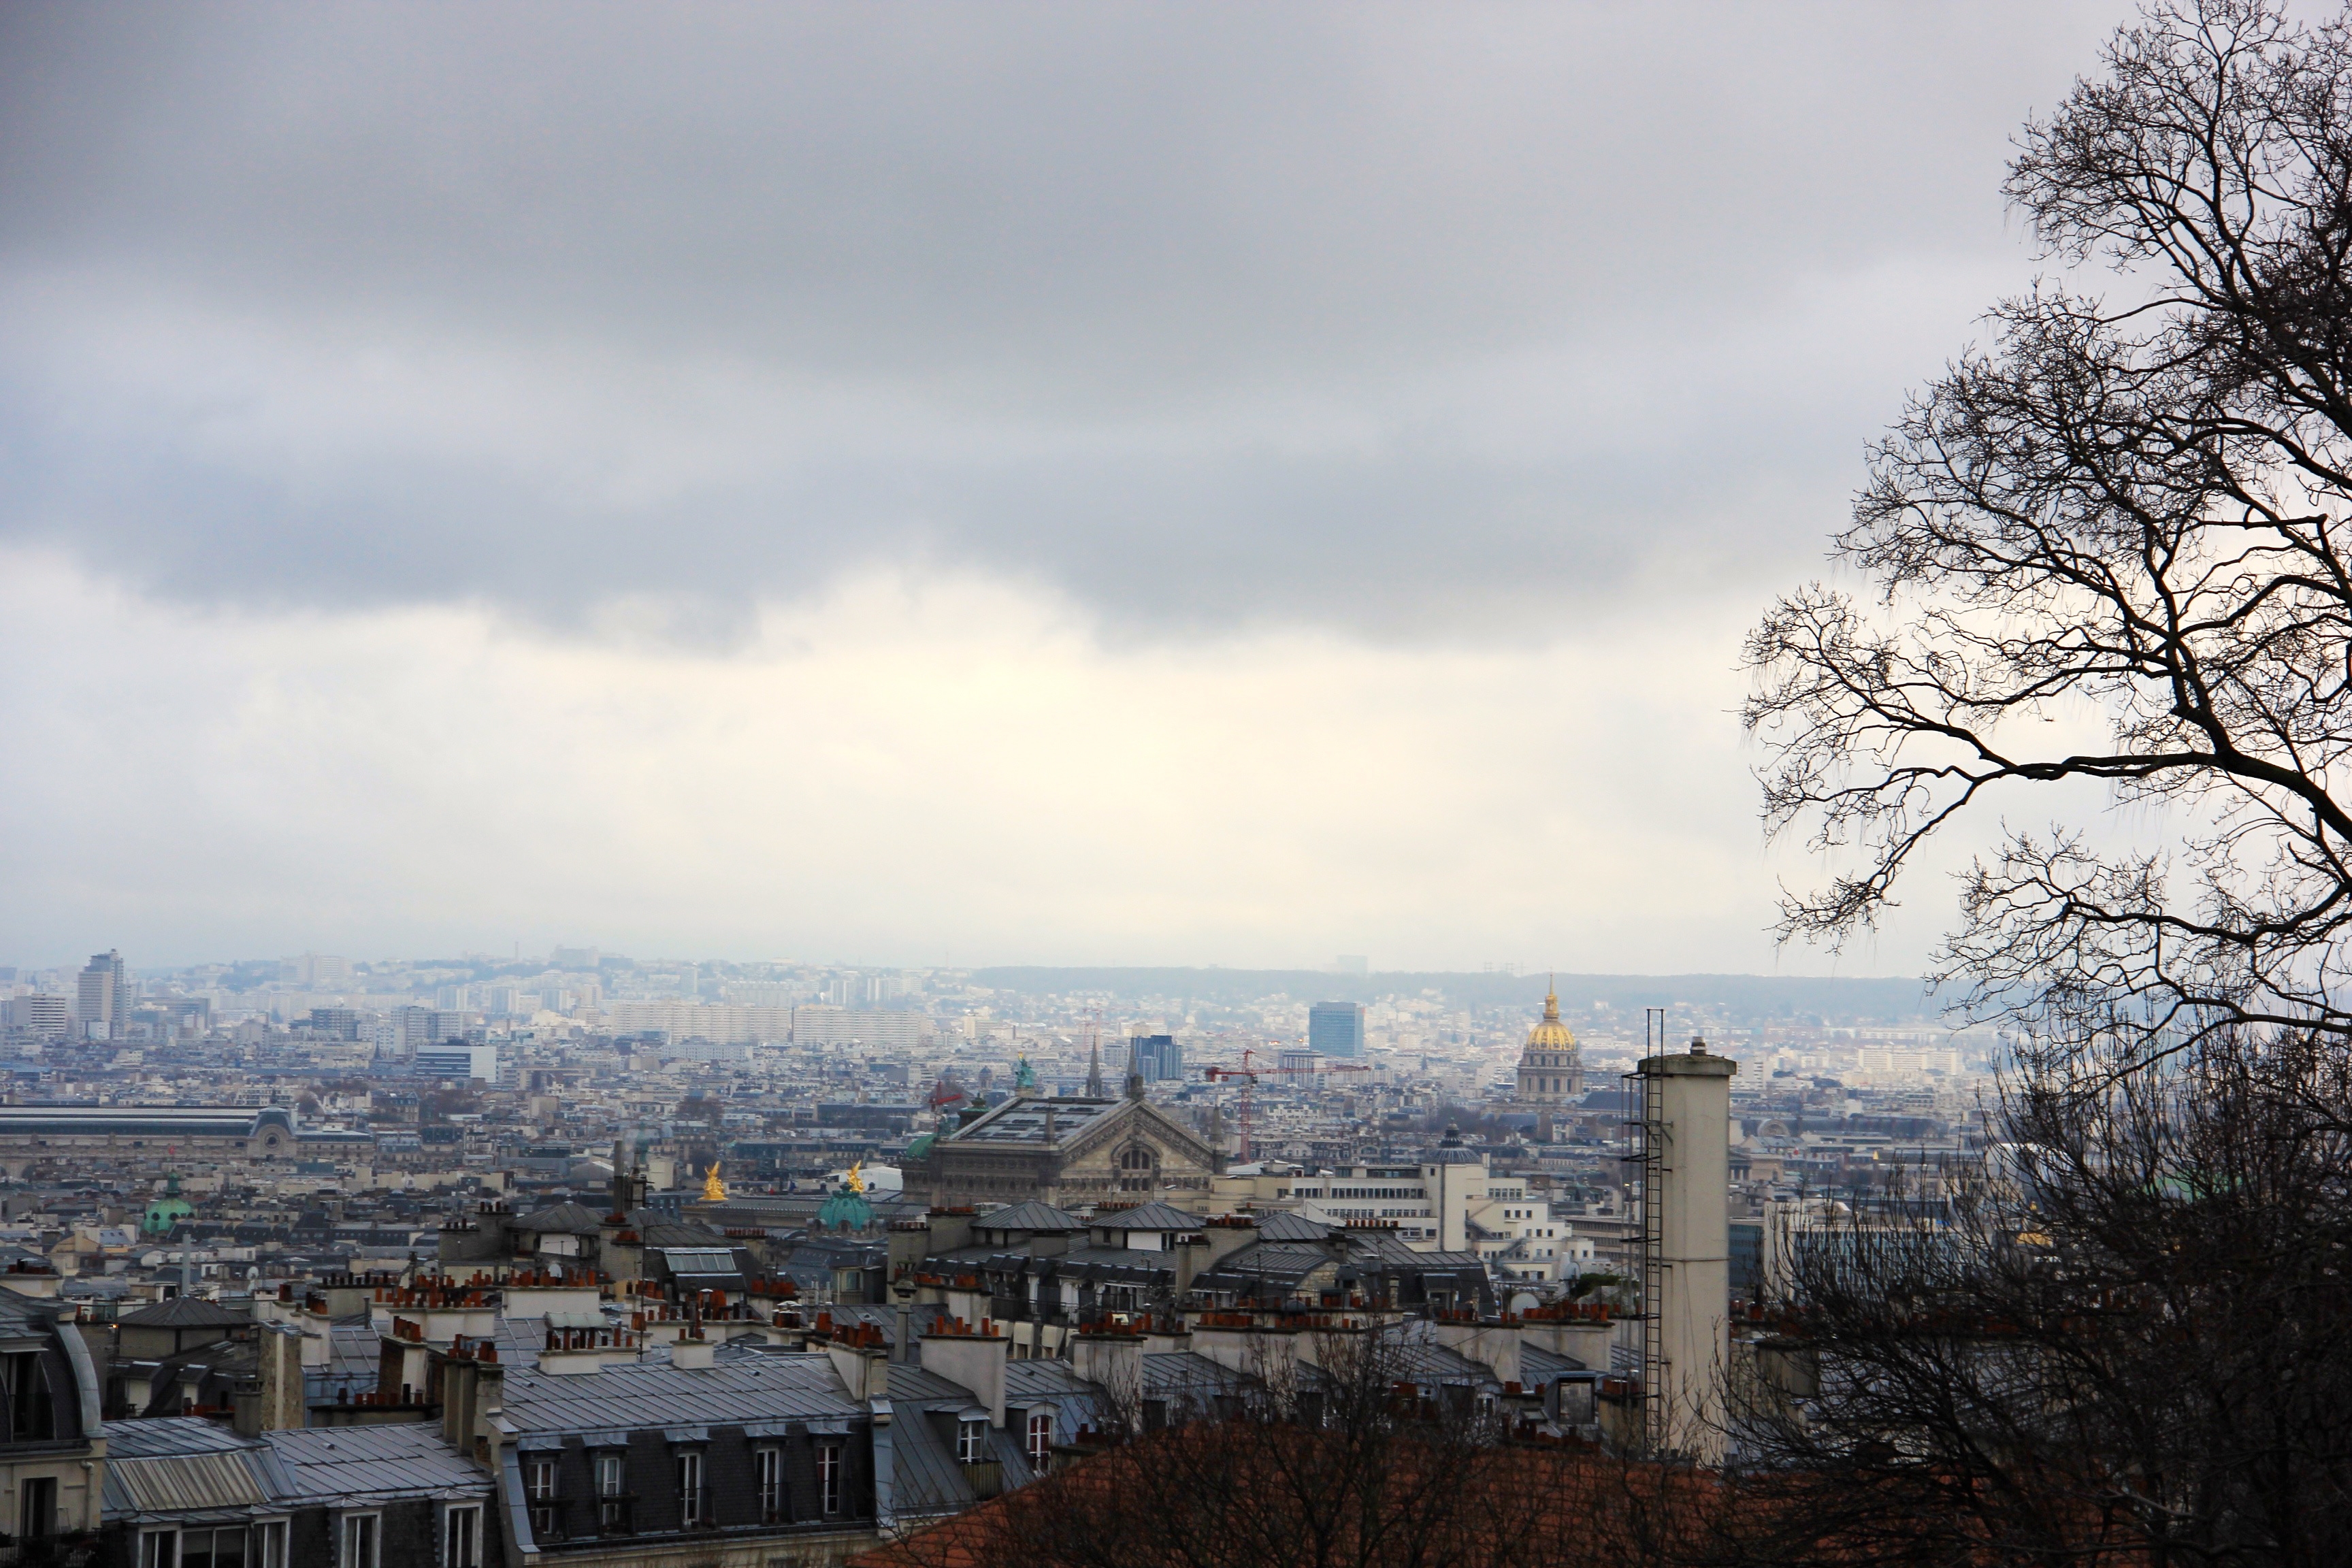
[816,1184,874,1231]
[141,1196,194,1237]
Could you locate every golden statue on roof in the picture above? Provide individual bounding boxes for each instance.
[702,1160,727,1202]
[845,1160,866,1194]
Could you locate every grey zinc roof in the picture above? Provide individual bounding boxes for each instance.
[263,1422,489,1505]
[883,1400,1039,1520]
[1039,1247,1179,1281]
[512,1201,606,1235]
[0,1289,57,1335]
[1003,1360,1102,1401]
[301,1320,383,1405]
[118,1296,250,1328]
[883,1362,989,1407]
[1141,1351,1259,1403]
[973,1201,1085,1234]
[948,1099,1117,1145]
[497,1356,862,1441]
[1092,1202,1205,1232]
[105,1416,259,1459]
[1386,1328,1504,1390]
[100,1417,484,1523]
[1004,1359,1107,1441]
[105,1452,273,1520]
[1198,1243,1333,1284]
[1251,1210,1334,1242]
[1521,1342,1588,1381]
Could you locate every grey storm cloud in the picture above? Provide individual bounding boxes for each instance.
[0,1,2129,638]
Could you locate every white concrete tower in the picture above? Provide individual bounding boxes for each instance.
[1637,1037,1736,1462]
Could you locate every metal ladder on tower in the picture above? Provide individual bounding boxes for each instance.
[1627,1007,1669,1450]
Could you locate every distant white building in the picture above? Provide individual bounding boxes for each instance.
[413,1043,500,1082]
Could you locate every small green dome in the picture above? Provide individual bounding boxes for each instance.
[816,1185,873,1231]
[141,1197,194,1237]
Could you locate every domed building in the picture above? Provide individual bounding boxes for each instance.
[1516,986,1583,1105]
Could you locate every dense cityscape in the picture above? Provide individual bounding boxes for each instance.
[8,0,2349,1563]
[0,945,1991,1566]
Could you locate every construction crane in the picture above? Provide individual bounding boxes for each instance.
[1204,1047,1264,1163]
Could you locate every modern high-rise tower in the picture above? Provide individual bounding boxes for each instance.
[76,950,127,1040]
[1307,1000,1364,1058]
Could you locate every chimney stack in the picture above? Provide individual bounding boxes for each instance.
[1635,1037,1736,1461]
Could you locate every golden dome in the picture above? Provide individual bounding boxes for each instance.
[1525,988,1575,1051]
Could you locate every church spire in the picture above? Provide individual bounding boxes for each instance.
[1124,1034,1146,1100]
[1085,1039,1105,1097]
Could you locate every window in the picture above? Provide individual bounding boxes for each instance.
[1025,1409,1052,1472]
[816,1441,843,1515]
[1117,1145,1157,1193]
[755,1446,785,1520]
[20,1475,55,1539]
[956,1418,986,1464]
[178,1529,247,1568]
[139,1531,179,1568]
[676,1448,705,1527]
[444,1505,482,1568]
[525,1456,559,1539]
[340,1513,380,1568]
[255,1521,289,1568]
[595,1451,629,1531]
[7,1353,52,1441]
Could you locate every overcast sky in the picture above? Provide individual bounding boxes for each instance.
[0,1,2136,973]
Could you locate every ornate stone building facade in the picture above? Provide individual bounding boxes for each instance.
[917,1059,1220,1209]
[1514,987,1583,1105]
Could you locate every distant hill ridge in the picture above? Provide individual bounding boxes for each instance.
[968,966,1934,1022]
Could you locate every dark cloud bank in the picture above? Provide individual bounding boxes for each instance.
[0,1,2125,640]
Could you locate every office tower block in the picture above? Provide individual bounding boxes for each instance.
[1129,1034,1181,1082]
[77,951,127,1040]
[1307,1000,1365,1058]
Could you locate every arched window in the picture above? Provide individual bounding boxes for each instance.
[1117,1145,1157,1192]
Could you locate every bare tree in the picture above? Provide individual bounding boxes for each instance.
[1722,1028,2352,1567]
[1744,0,2352,1060]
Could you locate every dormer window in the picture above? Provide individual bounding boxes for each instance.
[957,1418,987,1464]
[1025,1409,1052,1471]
